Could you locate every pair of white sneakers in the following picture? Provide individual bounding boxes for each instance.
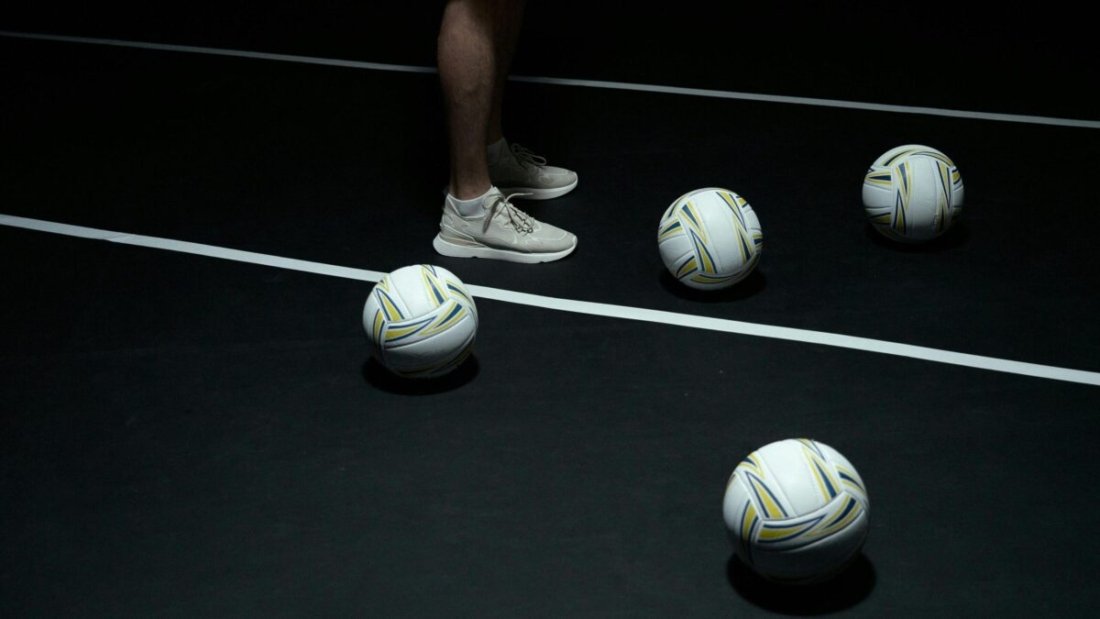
[432,140,578,264]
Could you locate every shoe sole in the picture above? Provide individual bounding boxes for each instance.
[432,234,577,263]
[495,178,579,201]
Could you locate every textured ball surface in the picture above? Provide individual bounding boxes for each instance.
[658,187,763,290]
[722,439,870,584]
[862,144,965,242]
[362,265,478,378]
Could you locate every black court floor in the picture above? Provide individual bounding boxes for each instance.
[2,9,1100,618]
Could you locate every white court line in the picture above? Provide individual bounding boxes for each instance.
[2,30,1099,130]
[3,213,1100,388]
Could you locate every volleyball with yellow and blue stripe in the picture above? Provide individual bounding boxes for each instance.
[362,265,478,378]
[862,144,965,242]
[657,187,763,290]
[722,438,869,584]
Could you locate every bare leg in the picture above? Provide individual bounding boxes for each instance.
[438,0,504,200]
[488,0,527,145]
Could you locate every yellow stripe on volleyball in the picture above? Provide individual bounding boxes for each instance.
[738,453,765,477]
[421,267,447,308]
[658,218,685,242]
[718,191,748,228]
[383,316,434,342]
[864,170,894,188]
[834,464,865,494]
[421,302,468,337]
[892,164,910,234]
[376,289,404,321]
[796,438,823,456]
[679,201,708,242]
[675,256,698,279]
[920,150,955,167]
[746,472,787,519]
[758,518,819,542]
[885,147,922,166]
[935,161,952,232]
[737,227,754,263]
[372,310,385,344]
[691,272,737,284]
[690,230,716,274]
[802,445,840,501]
[384,324,422,342]
[740,500,759,542]
[759,498,863,546]
[446,283,473,306]
[739,500,759,564]
[821,497,864,534]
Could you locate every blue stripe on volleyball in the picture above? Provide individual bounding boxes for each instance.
[446,283,473,305]
[720,191,747,227]
[759,514,825,543]
[799,438,824,457]
[914,150,954,166]
[885,148,917,166]
[740,499,759,565]
[689,229,715,273]
[680,204,700,227]
[422,270,446,305]
[838,471,864,491]
[375,289,405,320]
[937,162,951,201]
[739,230,753,259]
[385,315,434,342]
[814,460,839,498]
[747,472,789,518]
[676,255,697,278]
[443,304,464,323]
[827,497,859,527]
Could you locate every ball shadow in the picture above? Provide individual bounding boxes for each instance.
[658,268,767,303]
[362,355,479,395]
[726,553,876,615]
[864,220,971,253]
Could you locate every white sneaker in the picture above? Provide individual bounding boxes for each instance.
[433,188,577,263]
[489,142,579,200]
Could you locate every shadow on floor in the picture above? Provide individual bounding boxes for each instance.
[726,553,876,615]
[362,355,479,395]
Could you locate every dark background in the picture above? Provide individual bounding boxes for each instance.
[2,3,1099,618]
[3,1,1095,119]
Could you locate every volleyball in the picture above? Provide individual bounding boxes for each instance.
[722,438,870,584]
[657,187,763,290]
[362,264,478,378]
[862,144,965,242]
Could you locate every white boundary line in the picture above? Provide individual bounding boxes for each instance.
[2,30,1098,130]
[3,213,1099,388]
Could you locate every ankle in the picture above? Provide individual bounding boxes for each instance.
[449,181,494,201]
[448,186,498,216]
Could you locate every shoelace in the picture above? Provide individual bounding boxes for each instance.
[485,192,535,234]
[510,143,548,169]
